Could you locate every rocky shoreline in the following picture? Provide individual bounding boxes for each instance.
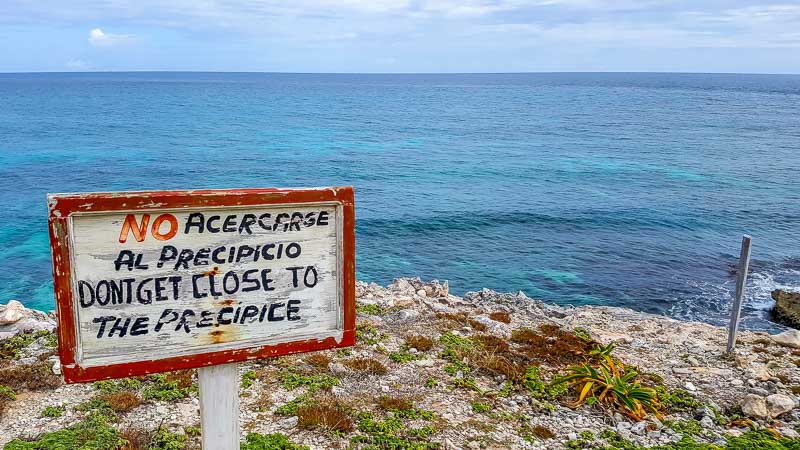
[2,278,800,449]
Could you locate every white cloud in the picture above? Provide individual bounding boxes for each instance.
[88,28,136,47]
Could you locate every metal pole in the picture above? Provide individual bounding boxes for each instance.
[726,235,752,353]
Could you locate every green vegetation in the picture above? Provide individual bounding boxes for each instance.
[556,358,657,420]
[471,401,491,413]
[654,386,701,413]
[425,377,437,388]
[278,371,338,392]
[388,346,423,363]
[142,373,196,401]
[92,378,142,394]
[523,366,567,400]
[391,407,435,421]
[40,405,65,418]
[356,323,385,346]
[0,385,16,401]
[0,330,54,361]
[183,425,201,437]
[241,370,257,389]
[75,397,116,420]
[147,427,188,450]
[275,395,310,416]
[3,413,125,450]
[574,328,591,342]
[357,304,391,316]
[350,412,440,450]
[240,432,310,450]
[663,420,705,437]
[596,429,800,450]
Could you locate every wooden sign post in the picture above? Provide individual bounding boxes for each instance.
[48,187,356,449]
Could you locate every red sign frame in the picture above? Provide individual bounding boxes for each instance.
[48,187,356,383]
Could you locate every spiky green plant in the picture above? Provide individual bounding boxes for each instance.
[555,361,658,421]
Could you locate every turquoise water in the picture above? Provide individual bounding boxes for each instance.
[0,72,798,330]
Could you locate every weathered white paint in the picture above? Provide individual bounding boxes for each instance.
[68,202,344,367]
[199,363,240,450]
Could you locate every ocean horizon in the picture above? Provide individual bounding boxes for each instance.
[1,71,798,331]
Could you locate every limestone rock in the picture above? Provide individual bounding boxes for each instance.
[772,290,800,328]
[0,301,56,340]
[766,394,796,418]
[0,300,25,325]
[772,329,800,349]
[741,394,769,420]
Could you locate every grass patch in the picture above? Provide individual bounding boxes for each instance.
[241,432,310,450]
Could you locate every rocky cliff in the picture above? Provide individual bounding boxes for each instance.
[2,278,800,449]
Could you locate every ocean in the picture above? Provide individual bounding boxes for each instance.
[0,72,798,331]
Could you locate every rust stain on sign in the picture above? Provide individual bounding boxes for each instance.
[47,187,356,383]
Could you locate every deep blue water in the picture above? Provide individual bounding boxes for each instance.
[0,72,798,330]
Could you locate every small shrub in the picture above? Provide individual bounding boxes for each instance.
[119,426,151,449]
[378,395,413,411]
[297,397,354,433]
[467,319,487,332]
[556,362,657,421]
[148,426,188,450]
[406,335,434,352]
[305,353,331,370]
[473,334,510,353]
[0,363,61,391]
[488,311,511,323]
[104,391,141,412]
[530,425,555,439]
[342,358,388,375]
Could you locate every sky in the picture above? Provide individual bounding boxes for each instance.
[0,1,799,73]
